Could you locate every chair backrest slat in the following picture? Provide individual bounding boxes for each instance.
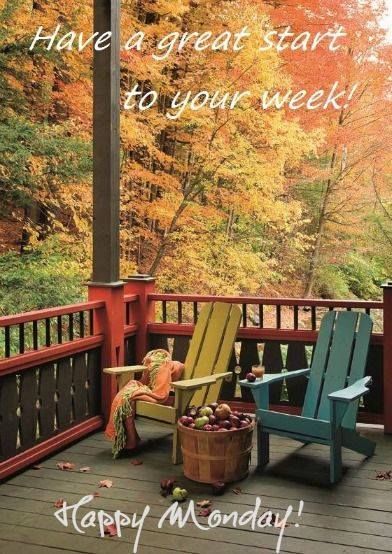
[183,303,213,380]
[342,314,373,429]
[302,310,372,423]
[203,305,242,405]
[189,302,241,406]
[316,311,359,420]
[302,311,335,419]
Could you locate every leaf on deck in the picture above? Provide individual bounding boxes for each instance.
[198,508,212,517]
[375,470,392,481]
[56,462,76,471]
[99,479,113,488]
[104,524,117,537]
[196,500,211,508]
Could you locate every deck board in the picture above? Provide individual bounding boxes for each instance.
[1,420,391,553]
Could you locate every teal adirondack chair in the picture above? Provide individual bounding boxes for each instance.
[241,310,376,484]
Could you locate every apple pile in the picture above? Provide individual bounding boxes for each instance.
[178,403,252,431]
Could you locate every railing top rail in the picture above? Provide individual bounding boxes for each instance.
[0,334,104,375]
[124,294,139,303]
[148,293,383,309]
[0,300,105,327]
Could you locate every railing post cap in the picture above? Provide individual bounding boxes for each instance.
[86,280,125,288]
[124,274,155,283]
[381,281,392,289]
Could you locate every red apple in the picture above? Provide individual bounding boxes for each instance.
[230,415,240,428]
[220,420,231,429]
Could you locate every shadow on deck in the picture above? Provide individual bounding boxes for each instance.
[0,420,391,554]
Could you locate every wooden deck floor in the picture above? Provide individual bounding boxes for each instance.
[0,420,391,554]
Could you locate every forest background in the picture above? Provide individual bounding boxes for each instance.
[0,0,391,315]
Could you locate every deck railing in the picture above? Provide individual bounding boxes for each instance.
[0,275,391,480]
[0,301,106,479]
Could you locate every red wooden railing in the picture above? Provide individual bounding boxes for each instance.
[1,276,391,480]
[0,301,107,479]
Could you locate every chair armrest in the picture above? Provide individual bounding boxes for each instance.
[103,365,146,376]
[240,368,310,389]
[172,372,231,391]
[329,376,372,403]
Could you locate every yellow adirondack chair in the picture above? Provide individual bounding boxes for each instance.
[104,302,241,463]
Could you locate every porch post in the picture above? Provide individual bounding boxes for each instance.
[382,282,392,434]
[92,0,121,283]
[89,0,123,423]
[124,275,156,363]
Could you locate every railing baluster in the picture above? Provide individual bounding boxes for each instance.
[258,304,264,328]
[79,311,85,338]
[89,309,94,335]
[33,320,38,350]
[242,304,247,327]
[276,305,281,329]
[5,325,11,358]
[294,305,299,330]
[19,323,25,354]
[193,302,198,324]
[178,301,183,324]
[162,301,167,323]
[45,318,51,347]
[69,314,74,341]
[311,306,317,330]
[57,315,62,344]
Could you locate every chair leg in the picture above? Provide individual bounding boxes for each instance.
[330,437,343,484]
[172,425,182,465]
[257,424,270,471]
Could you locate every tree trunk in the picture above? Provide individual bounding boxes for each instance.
[148,199,189,276]
[303,149,336,297]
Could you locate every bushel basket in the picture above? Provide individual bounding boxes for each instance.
[178,421,254,484]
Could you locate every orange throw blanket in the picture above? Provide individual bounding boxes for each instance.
[105,349,184,457]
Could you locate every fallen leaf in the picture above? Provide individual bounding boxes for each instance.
[196,500,211,508]
[198,508,212,517]
[54,498,65,508]
[131,459,143,466]
[99,479,113,488]
[56,462,75,471]
[104,524,117,537]
[270,512,290,528]
[375,470,392,481]
[232,487,242,495]
[93,492,101,497]
[79,466,91,473]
